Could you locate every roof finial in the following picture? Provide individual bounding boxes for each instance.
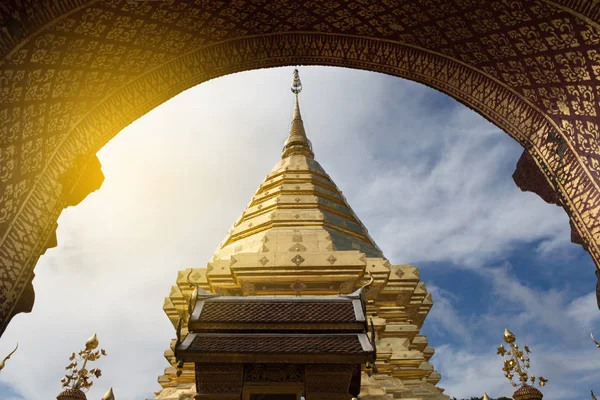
[291,68,302,95]
[282,68,314,159]
[497,328,547,398]
[291,68,303,121]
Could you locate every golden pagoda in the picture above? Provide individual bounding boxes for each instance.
[155,70,449,400]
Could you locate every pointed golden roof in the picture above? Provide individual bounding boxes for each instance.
[213,69,382,260]
[282,72,314,159]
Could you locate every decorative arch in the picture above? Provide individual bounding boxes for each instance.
[1,0,600,335]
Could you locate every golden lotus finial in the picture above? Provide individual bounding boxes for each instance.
[504,328,516,343]
[86,333,99,350]
[497,328,547,391]
[101,387,115,400]
[61,334,108,392]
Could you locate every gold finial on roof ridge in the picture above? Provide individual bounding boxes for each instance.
[60,333,108,393]
[497,328,547,399]
[282,68,314,159]
[0,342,18,372]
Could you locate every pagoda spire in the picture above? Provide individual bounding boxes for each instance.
[282,69,314,159]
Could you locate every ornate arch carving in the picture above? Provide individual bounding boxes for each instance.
[1,0,600,335]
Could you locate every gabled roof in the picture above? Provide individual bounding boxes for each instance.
[177,287,375,364]
[178,332,373,364]
[187,288,367,332]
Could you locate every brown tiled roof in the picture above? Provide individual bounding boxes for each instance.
[186,334,365,354]
[198,301,356,323]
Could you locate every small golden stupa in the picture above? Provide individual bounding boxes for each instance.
[154,70,448,400]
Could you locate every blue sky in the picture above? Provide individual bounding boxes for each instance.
[0,67,598,399]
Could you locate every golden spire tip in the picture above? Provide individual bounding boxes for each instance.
[291,68,302,94]
[282,68,314,159]
[291,69,302,120]
[102,387,115,400]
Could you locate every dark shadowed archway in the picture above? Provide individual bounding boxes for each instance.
[1,0,600,336]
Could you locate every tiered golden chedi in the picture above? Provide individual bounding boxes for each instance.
[155,71,448,400]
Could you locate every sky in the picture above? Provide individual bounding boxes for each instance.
[0,66,598,400]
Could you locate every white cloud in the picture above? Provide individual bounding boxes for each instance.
[0,67,594,400]
[427,285,474,345]
[566,292,600,331]
[330,105,574,268]
[433,344,509,398]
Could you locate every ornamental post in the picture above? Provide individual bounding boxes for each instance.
[56,333,114,400]
[496,329,547,400]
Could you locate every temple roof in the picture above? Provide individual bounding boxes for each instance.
[197,301,357,323]
[178,333,373,363]
[177,287,375,364]
[187,288,367,332]
[184,333,368,354]
[213,70,383,261]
